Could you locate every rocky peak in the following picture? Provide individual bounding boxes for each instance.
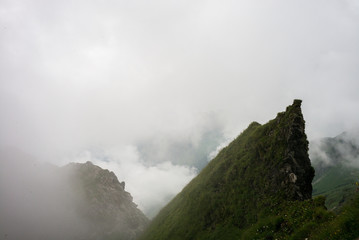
[66,161,123,189]
[236,99,314,201]
[274,99,314,200]
[63,162,149,240]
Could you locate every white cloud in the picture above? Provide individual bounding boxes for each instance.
[1,0,359,217]
[68,146,197,218]
[309,131,359,168]
[309,140,333,166]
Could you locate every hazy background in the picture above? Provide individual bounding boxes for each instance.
[1,0,359,217]
[0,149,90,239]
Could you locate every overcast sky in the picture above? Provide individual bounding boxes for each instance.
[1,0,359,217]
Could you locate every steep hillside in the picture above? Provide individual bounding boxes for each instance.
[313,164,359,211]
[311,133,359,210]
[139,100,319,240]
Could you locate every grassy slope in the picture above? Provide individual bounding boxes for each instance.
[139,100,321,240]
[310,193,359,240]
[312,165,359,210]
[239,193,359,240]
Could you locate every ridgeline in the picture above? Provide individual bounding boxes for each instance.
[139,100,359,240]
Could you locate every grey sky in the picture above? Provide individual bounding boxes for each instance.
[1,0,359,217]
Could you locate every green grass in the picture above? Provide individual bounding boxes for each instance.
[309,194,359,240]
[217,194,359,240]
[240,196,333,240]
[313,165,359,210]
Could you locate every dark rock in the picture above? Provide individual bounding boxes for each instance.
[120,181,126,190]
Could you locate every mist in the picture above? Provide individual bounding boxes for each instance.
[1,0,359,219]
[309,131,359,168]
[68,147,198,218]
[0,149,90,240]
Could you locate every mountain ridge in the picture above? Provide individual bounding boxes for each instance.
[62,161,149,240]
[139,99,318,240]
[0,152,148,240]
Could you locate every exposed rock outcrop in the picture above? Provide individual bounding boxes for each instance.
[273,99,314,200]
[63,161,149,240]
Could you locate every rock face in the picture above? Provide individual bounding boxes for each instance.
[63,161,149,240]
[139,100,315,240]
[271,99,314,200]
